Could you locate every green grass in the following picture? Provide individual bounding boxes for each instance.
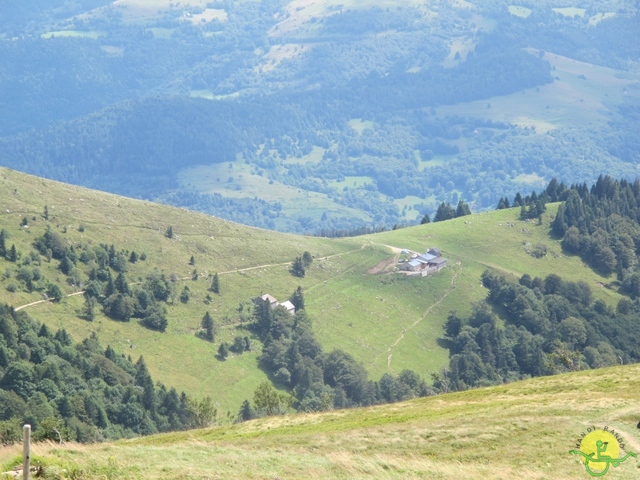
[328,176,373,189]
[283,145,325,165]
[433,50,640,132]
[0,168,625,415]
[177,161,371,224]
[41,30,104,39]
[347,119,374,135]
[508,5,532,18]
[3,364,639,479]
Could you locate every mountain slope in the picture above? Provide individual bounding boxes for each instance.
[0,168,625,415]
[2,363,639,479]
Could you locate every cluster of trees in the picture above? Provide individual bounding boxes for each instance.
[246,289,433,416]
[0,304,193,444]
[31,227,171,332]
[291,252,313,278]
[423,199,471,224]
[552,176,640,279]
[497,189,550,220]
[435,270,640,392]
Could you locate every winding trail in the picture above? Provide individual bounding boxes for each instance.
[386,260,462,372]
[14,290,85,311]
[12,247,365,312]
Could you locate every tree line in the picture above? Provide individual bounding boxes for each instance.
[0,304,195,445]
[434,269,639,392]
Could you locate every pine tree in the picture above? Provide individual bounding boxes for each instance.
[180,286,190,303]
[165,226,173,238]
[104,272,116,298]
[513,192,524,207]
[7,244,17,262]
[201,312,216,341]
[455,199,471,218]
[115,272,130,295]
[189,255,195,265]
[129,251,139,263]
[218,342,229,359]
[0,229,6,257]
[210,273,220,294]
[291,257,306,277]
[421,213,431,224]
[44,205,49,220]
[290,286,305,311]
[238,400,253,422]
[302,251,313,267]
[83,296,97,321]
[434,202,455,222]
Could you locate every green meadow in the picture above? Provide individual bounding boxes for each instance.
[0,168,624,415]
[433,50,640,131]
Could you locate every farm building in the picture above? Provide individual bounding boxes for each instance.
[402,249,447,275]
[255,294,295,315]
[280,300,296,315]
[259,294,279,307]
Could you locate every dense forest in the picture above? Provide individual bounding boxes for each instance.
[0,1,638,233]
[436,269,640,392]
[434,176,640,392]
[0,305,193,444]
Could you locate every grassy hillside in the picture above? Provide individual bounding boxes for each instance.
[0,168,624,414]
[2,363,639,479]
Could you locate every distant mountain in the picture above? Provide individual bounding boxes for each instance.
[0,1,638,232]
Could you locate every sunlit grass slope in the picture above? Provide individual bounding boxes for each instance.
[2,364,639,479]
[0,168,624,414]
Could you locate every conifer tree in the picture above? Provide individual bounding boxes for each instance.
[218,342,229,359]
[7,244,17,262]
[201,312,216,341]
[210,273,220,294]
[434,202,455,222]
[104,272,116,298]
[291,257,306,277]
[0,229,6,257]
[83,296,97,321]
[455,199,471,217]
[238,400,253,421]
[115,272,130,295]
[290,286,305,311]
[180,286,190,303]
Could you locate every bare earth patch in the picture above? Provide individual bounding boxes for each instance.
[367,256,398,275]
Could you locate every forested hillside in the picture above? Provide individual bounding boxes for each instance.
[0,304,194,444]
[0,0,638,232]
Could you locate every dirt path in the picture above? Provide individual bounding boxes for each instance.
[216,247,364,275]
[13,248,365,312]
[14,290,85,312]
[386,260,462,371]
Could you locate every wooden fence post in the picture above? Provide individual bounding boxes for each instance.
[23,424,31,480]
